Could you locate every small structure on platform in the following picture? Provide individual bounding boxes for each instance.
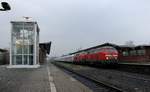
[8,20,40,68]
[0,48,9,65]
[39,42,51,64]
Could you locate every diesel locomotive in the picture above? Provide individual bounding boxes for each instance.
[56,45,118,65]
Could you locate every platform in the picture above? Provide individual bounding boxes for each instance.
[0,62,93,92]
[48,63,93,92]
[7,65,40,68]
[119,62,150,66]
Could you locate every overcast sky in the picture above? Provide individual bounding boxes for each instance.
[0,0,150,56]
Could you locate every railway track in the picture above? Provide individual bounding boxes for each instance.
[52,61,150,92]
[107,69,150,82]
[117,63,150,75]
[53,62,124,92]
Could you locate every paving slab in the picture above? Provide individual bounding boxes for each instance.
[0,65,50,92]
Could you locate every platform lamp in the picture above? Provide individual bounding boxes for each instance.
[0,2,11,11]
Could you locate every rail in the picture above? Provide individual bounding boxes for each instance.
[52,62,125,92]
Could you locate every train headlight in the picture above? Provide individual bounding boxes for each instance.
[106,57,109,60]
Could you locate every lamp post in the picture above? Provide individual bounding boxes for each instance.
[0,2,11,11]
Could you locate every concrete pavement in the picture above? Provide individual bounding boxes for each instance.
[0,62,93,92]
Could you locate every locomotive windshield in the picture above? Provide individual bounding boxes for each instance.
[100,46,118,53]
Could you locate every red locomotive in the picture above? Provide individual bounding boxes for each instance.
[73,46,118,65]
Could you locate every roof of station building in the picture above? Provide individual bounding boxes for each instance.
[39,42,52,54]
[0,48,8,52]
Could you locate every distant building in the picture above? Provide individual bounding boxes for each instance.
[118,45,150,63]
[39,42,51,64]
[0,49,9,65]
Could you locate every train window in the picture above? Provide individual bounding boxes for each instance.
[137,50,145,55]
[106,48,117,52]
[94,49,98,53]
[122,51,129,56]
[87,51,90,54]
[92,50,96,53]
[88,50,93,54]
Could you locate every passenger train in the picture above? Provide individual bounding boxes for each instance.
[56,46,118,65]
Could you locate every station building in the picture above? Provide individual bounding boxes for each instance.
[118,45,150,64]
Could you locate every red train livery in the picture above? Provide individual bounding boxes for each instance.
[73,46,118,64]
[56,43,119,65]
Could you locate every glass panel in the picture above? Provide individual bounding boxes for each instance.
[16,55,22,65]
[137,50,145,55]
[130,50,136,56]
[24,55,28,65]
[29,56,33,65]
[29,45,33,54]
[23,45,28,54]
[16,43,23,54]
[122,51,129,56]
